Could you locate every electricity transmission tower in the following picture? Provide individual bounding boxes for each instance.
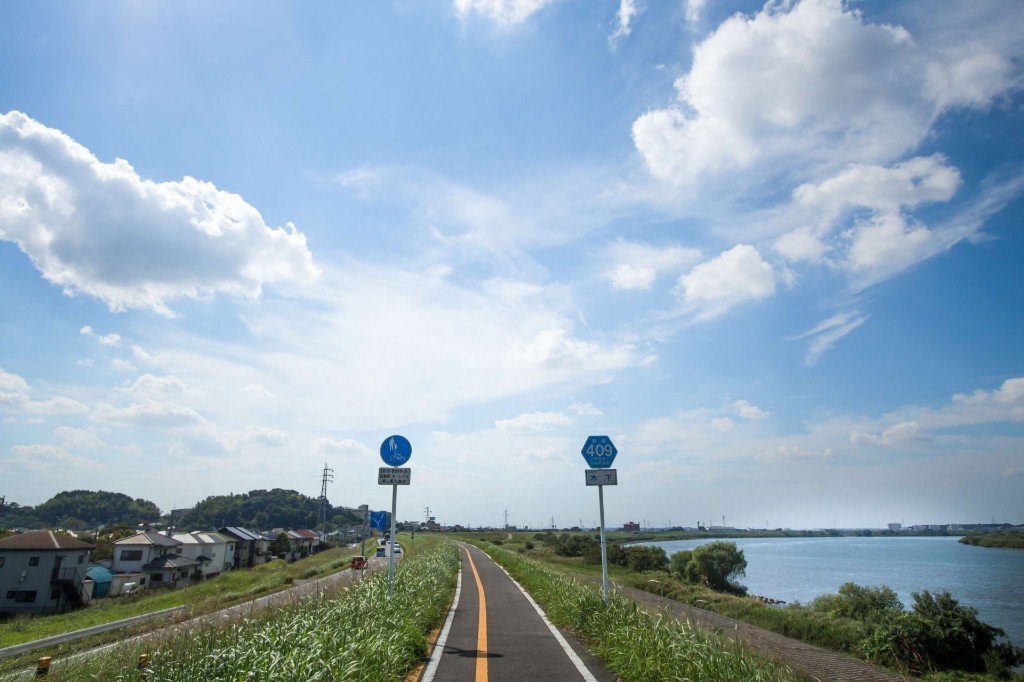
[317,463,334,543]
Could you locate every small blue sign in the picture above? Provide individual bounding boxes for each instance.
[581,435,617,468]
[370,511,388,531]
[380,435,412,467]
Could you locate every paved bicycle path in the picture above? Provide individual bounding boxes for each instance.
[426,544,616,682]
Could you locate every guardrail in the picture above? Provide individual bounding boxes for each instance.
[0,606,188,660]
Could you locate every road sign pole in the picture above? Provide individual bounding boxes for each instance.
[598,483,609,605]
[388,482,398,597]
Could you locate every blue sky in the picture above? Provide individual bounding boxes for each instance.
[2,0,1022,530]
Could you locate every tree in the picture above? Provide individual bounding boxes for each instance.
[671,541,747,594]
[861,590,1021,675]
[811,582,903,620]
[271,533,291,558]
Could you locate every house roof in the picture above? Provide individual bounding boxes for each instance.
[114,531,180,548]
[142,554,200,570]
[294,529,319,540]
[0,530,93,551]
[219,526,262,542]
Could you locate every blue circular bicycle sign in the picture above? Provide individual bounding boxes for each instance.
[380,435,412,467]
[581,435,617,468]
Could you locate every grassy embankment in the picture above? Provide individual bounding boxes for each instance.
[39,536,458,681]
[960,530,1024,549]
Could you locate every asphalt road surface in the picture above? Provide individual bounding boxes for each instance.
[424,543,616,682]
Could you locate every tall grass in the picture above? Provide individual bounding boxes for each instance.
[475,542,796,682]
[47,541,459,681]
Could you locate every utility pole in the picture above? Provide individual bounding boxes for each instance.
[550,515,555,530]
[503,508,509,530]
[317,463,334,548]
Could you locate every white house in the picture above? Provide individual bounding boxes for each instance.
[112,531,199,589]
[0,531,93,615]
[172,532,235,579]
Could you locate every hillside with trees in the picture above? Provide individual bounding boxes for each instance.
[0,490,160,529]
[178,488,361,531]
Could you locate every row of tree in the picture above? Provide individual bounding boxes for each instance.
[0,488,363,532]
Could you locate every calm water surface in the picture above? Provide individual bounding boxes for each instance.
[641,536,1024,646]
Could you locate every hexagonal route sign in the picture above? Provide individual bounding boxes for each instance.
[581,435,617,468]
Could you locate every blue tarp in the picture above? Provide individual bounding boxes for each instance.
[86,564,113,598]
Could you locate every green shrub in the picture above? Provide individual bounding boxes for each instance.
[671,541,747,594]
[810,582,902,620]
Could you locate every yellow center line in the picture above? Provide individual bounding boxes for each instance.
[462,545,488,682]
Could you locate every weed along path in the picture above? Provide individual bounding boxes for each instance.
[423,543,615,682]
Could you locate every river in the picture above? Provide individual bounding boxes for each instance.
[639,536,1024,647]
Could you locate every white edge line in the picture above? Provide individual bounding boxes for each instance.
[420,562,462,682]
[482,548,599,682]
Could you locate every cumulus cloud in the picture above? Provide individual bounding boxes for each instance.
[509,328,638,371]
[453,0,557,25]
[677,244,775,320]
[241,426,289,447]
[54,426,107,449]
[80,325,122,346]
[606,240,701,290]
[312,437,372,458]
[733,400,769,420]
[632,0,1019,185]
[850,421,930,446]
[0,369,89,415]
[0,111,319,314]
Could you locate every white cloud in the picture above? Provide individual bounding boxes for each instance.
[570,401,602,417]
[677,244,775,320]
[241,426,289,447]
[710,416,734,431]
[453,0,557,25]
[128,374,190,397]
[793,311,869,365]
[0,368,29,393]
[91,400,208,429]
[850,421,929,447]
[495,411,572,431]
[842,212,934,277]
[80,326,122,346]
[684,0,705,25]
[609,0,639,47]
[509,328,638,371]
[952,377,1024,421]
[0,111,319,314]
[733,400,769,420]
[312,438,371,458]
[794,155,961,221]
[758,445,835,462]
[54,426,107,449]
[6,444,97,471]
[606,240,701,290]
[0,372,89,415]
[632,0,1020,185]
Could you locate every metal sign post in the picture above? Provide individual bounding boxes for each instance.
[582,436,618,605]
[379,435,412,597]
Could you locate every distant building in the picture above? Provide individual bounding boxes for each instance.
[888,523,902,531]
[622,521,640,532]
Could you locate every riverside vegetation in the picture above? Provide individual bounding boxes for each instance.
[485,531,1023,681]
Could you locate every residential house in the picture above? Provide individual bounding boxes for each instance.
[219,527,268,568]
[0,530,93,615]
[292,529,319,557]
[172,532,235,580]
[112,531,198,589]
